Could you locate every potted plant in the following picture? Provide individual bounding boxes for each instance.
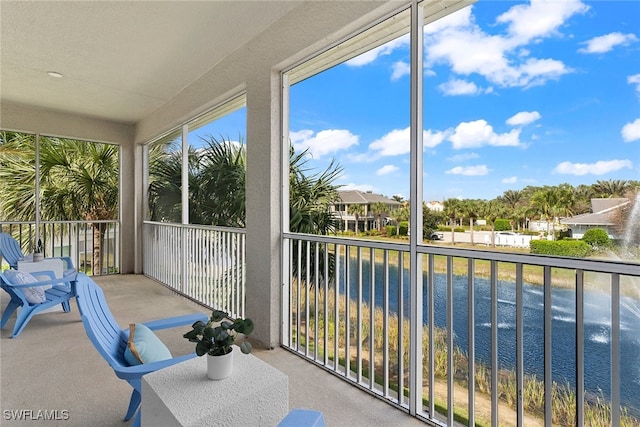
[183,309,254,380]
[33,238,44,262]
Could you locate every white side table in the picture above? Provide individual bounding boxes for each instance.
[18,258,64,279]
[142,349,289,426]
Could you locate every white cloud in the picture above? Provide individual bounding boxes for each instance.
[423,1,586,89]
[506,111,541,126]
[447,152,480,162]
[445,165,490,176]
[369,128,410,156]
[621,118,640,142]
[553,160,632,175]
[448,119,522,149]
[346,35,409,67]
[579,32,638,54]
[290,129,359,158]
[502,176,518,184]
[376,165,399,176]
[339,182,375,192]
[496,0,589,43]
[438,78,485,96]
[369,127,450,155]
[516,58,569,87]
[629,74,640,95]
[424,129,451,148]
[391,61,410,80]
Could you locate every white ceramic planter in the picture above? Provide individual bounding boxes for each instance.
[206,350,233,380]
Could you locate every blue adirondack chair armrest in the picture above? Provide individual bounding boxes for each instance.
[3,270,74,289]
[141,313,208,331]
[58,256,74,269]
[113,353,198,380]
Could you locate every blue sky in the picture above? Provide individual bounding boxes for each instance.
[200,0,640,202]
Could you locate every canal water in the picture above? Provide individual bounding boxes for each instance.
[337,258,640,415]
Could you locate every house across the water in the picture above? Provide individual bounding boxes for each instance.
[561,198,630,239]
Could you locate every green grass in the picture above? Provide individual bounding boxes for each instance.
[290,284,640,426]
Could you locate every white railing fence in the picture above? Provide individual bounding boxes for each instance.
[143,221,246,319]
[282,233,640,427]
[1,220,119,275]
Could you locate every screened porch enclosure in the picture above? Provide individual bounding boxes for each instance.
[2,1,639,426]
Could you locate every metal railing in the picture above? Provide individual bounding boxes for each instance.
[0,220,120,275]
[282,232,640,427]
[143,221,246,319]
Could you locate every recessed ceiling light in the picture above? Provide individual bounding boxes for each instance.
[47,71,63,78]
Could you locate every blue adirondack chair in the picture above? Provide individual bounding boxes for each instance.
[0,270,77,337]
[75,273,208,427]
[0,232,76,276]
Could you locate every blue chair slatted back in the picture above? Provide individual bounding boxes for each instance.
[75,275,128,369]
[0,233,25,269]
[74,273,207,427]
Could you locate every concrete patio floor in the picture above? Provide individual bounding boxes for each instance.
[1,274,425,426]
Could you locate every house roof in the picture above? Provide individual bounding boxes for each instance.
[561,198,629,226]
[337,190,400,206]
[590,198,629,214]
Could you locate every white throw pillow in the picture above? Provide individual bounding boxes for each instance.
[3,270,46,304]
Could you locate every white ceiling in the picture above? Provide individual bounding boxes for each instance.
[0,1,302,124]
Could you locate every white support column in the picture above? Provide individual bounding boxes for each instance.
[120,131,137,274]
[245,70,282,349]
[409,1,424,417]
[134,143,147,274]
[34,134,41,247]
[181,125,189,292]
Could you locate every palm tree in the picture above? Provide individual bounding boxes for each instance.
[148,138,343,286]
[197,138,246,227]
[460,199,479,245]
[288,146,343,236]
[443,198,462,244]
[592,179,631,198]
[573,184,594,215]
[0,132,36,223]
[479,199,505,247]
[147,136,247,227]
[348,203,365,236]
[529,187,573,239]
[147,138,198,223]
[499,189,523,211]
[499,189,523,230]
[370,201,387,232]
[0,132,119,274]
[389,205,409,236]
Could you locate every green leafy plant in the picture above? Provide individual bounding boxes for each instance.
[582,227,611,248]
[183,310,254,356]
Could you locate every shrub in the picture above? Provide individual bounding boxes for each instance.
[399,221,409,236]
[530,240,592,257]
[494,219,511,231]
[386,225,397,237]
[582,228,610,248]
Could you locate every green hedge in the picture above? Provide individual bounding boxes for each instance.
[530,239,592,257]
[399,221,409,236]
[438,226,465,232]
[582,228,610,247]
[386,225,397,236]
[494,218,511,231]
